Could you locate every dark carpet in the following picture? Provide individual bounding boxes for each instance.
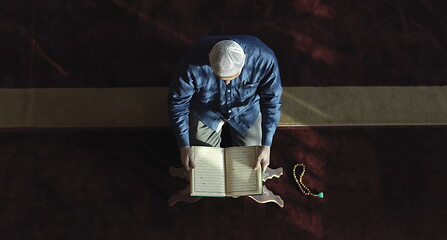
[1,0,446,239]
[1,0,446,88]
[1,127,446,239]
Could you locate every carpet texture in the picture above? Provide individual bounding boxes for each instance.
[2,86,447,128]
[1,0,446,88]
[1,0,446,239]
[1,128,446,239]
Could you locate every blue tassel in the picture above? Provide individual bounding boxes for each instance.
[313,192,324,198]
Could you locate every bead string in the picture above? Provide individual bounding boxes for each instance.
[293,163,324,198]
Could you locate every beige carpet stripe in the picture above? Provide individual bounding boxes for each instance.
[1,86,446,128]
[281,86,447,126]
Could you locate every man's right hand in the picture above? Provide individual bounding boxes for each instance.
[180,146,195,172]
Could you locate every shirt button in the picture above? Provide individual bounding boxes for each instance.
[228,110,232,113]
[227,97,231,100]
[227,90,231,92]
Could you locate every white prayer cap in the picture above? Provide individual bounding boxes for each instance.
[209,40,246,78]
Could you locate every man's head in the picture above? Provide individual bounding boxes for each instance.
[209,40,246,81]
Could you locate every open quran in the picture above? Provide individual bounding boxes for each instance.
[190,146,263,197]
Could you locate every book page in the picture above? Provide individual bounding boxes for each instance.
[190,146,226,197]
[224,146,262,196]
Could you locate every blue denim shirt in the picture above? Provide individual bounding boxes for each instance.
[168,35,282,147]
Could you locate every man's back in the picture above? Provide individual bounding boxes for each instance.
[169,35,282,172]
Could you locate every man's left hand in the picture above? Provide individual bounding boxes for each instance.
[254,146,270,173]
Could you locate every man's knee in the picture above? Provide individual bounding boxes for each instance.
[231,114,262,146]
[189,114,221,147]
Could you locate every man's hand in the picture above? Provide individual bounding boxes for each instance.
[254,146,270,173]
[180,146,195,172]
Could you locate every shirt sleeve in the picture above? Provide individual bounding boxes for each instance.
[168,60,195,148]
[258,56,282,146]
